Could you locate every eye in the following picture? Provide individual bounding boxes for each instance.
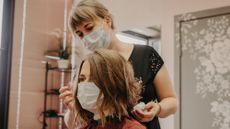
[86,26,94,32]
[78,75,86,82]
[76,32,84,38]
[85,23,94,32]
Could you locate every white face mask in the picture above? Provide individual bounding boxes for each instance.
[82,26,111,50]
[77,82,102,114]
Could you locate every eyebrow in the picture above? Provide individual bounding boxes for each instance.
[84,23,91,27]
[75,22,92,33]
[78,74,85,77]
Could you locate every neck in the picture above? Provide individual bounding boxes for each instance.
[106,32,134,60]
[107,34,131,52]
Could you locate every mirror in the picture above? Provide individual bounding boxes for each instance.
[117,25,161,53]
[8,0,72,129]
[7,1,161,129]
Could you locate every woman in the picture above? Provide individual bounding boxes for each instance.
[71,49,146,129]
[59,0,177,128]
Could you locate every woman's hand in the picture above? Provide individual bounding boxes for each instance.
[59,85,74,110]
[132,101,161,122]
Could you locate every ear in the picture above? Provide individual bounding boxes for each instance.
[104,16,112,28]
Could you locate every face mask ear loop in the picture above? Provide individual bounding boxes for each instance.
[102,20,112,48]
[102,20,109,33]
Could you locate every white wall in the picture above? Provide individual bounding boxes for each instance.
[99,0,230,129]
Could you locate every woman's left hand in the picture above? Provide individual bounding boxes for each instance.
[132,101,160,122]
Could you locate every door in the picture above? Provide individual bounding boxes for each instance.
[0,0,15,129]
[175,6,230,129]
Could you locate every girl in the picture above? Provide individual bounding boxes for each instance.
[72,49,146,129]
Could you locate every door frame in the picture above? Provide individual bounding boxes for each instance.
[0,0,15,129]
[174,6,230,129]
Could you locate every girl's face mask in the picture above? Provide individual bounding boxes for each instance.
[82,25,111,50]
[77,82,102,114]
[77,82,109,120]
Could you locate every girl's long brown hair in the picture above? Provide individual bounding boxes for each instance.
[73,49,141,127]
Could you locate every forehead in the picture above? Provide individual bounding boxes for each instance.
[80,60,90,76]
[75,19,102,32]
[75,21,91,31]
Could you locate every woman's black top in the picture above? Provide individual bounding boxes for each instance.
[128,44,164,129]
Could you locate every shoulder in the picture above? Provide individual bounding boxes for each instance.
[130,45,152,58]
[134,44,153,51]
[122,118,146,129]
[133,44,157,56]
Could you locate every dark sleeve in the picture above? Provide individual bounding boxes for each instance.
[148,46,164,78]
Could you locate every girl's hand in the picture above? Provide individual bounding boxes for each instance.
[59,85,74,109]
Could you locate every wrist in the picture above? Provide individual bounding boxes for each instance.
[156,102,161,116]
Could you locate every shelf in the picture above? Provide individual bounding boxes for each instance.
[43,61,70,129]
[43,110,64,118]
[48,67,71,73]
[45,89,60,95]
[45,114,64,118]
[46,92,60,95]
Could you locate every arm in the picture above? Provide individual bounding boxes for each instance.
[64,108,76,129]
[132,65,178,121]
[153,65,177,118]
[61,36,89,128]
[59,86,75,128]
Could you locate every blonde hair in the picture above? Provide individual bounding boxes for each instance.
[73,49,141,127]
[69,0,114,32]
